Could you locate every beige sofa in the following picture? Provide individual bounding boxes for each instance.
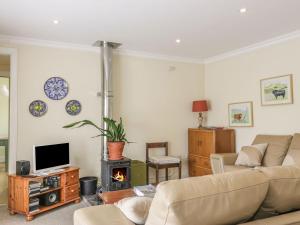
[210,134,300,174]
[74,166,300,225]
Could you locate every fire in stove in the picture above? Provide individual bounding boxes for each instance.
[112,169,127,182]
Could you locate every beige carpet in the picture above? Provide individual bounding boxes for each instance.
[0,200,89,225]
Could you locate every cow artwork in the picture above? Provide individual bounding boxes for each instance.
[261,75,293,106]
[229,102,253,127]
[233,113,244,121]
[272,89,285,99]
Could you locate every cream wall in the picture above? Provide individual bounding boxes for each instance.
[0,43,204,178]
[113,55,204,179]
[15,44,102,177]
[0,77,9,138]
[205,37,300,151]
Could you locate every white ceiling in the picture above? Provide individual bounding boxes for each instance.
[1,0,300,60]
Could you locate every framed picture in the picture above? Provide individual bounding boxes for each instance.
[260,74,293,106]
[228,101,253,127]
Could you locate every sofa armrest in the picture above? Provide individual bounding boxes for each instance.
[210,153,238,174]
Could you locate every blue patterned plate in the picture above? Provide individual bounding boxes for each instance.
[29,100,47,117]
[65,100,81,116]
[44,77,69,100]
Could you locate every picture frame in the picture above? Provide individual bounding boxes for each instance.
[260,74,293,106]
[228,101,253,127]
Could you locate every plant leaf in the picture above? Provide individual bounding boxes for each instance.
[63,121,84,128]
[64,117,132,143]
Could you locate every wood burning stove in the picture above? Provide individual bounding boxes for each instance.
[101,158,131,191]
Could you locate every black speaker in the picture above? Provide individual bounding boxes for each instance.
[39,191,60,206]
[16,160,30,176]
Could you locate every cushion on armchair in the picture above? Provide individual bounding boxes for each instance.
[283,133,300,166]
[235,143,268,167]
[115,197,153,225]
[252,135,292,167]
[149,156,180,164]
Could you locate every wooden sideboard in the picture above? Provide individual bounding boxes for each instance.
[188,128,235,176]
[8,167,80,221]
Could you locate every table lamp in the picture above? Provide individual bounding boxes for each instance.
[192,100,208,128]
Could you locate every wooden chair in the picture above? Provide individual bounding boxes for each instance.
[146,142,181,185]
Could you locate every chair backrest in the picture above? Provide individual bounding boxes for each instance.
[146,142,168,162]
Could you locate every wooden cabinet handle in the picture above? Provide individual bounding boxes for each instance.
[71,175,74,178]
[71,189,74,193]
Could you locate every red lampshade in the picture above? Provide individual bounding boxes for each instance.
[192,100,208,112]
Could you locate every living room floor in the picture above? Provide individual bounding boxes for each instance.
[0,200,89,225]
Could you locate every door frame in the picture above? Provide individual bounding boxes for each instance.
[0,47,18,174]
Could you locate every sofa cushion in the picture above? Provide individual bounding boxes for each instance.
[235,143,268,167]
[224,165,249,172]
[145,169,269,225]
[74,204,135,225]
[283,133,300,166]
[239,211,300,225]
[115,197,152,225]
[257,166,300,215]
[252,135,292,166]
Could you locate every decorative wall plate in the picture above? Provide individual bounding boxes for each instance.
[65,100,81,116]
[44,77,69,100]
[29,100,48,117]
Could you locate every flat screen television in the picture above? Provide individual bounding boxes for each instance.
[33,143,70,173]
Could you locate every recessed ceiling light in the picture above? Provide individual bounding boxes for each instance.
[240,8,247,13]
[175,39,181,44]
[53,20,59,24]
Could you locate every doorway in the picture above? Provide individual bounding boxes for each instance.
[0,55,10,204]
[0,47,17,205]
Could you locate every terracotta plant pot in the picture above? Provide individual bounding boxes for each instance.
[108,141,125,160]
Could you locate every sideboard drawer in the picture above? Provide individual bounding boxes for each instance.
[65,184,79,201]
[65,170,79,186]
[189,155,211,169]
[189,166,212,177]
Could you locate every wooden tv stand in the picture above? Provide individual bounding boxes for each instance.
[8,167,80,221]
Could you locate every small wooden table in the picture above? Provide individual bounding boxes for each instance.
[99,189,135,204]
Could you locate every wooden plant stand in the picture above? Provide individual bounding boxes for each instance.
[8,167,80,221]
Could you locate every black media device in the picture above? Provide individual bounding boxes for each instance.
[39,191,60,206]
[16,160,30,176]
[33,143,70,173]
[44,176,61,188]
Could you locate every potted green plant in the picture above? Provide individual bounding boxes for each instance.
[63,117,129,160]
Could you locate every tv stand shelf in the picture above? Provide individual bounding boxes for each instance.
[8,167,80,221]
[29,187,62,197]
